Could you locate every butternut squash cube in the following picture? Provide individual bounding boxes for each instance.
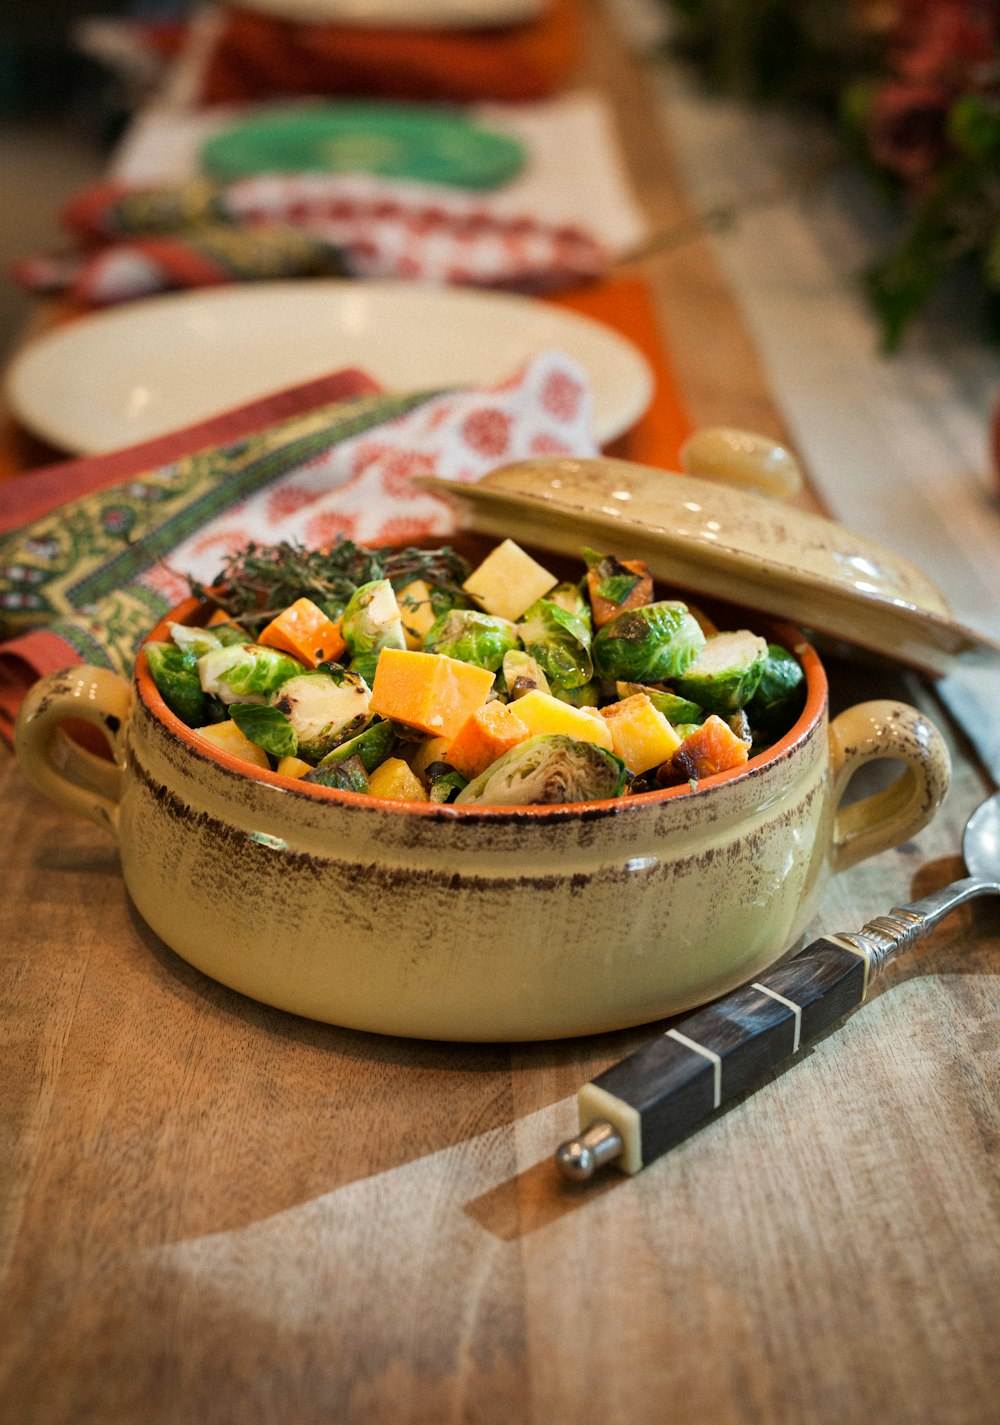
[397,579,438,650]
[512,690,614,750]
[673,715,750,781]
[446,700,531,780]
[599,693,683,774]
[258,597,346,667]
[462,539,558,622]
[194,719,271,770]
[275,755,313,779]
[370,648,495,740]
[367,757,429,802]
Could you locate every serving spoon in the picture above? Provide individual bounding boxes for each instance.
[555,790,1000,1181]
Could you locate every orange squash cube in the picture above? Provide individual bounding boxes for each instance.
[370,649,495,740]
[445,700,530,780]
[672,714,750,781]
[258,597,346,668]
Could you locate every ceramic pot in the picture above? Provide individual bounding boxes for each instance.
[14,604,950,1041]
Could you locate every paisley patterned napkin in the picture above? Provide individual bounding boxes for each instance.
[0,350,598,740]
[12,174,609,307]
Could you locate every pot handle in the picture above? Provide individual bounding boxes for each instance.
[828,699,951,874]
[13,666,132,838]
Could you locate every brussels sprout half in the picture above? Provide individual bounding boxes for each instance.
[197,643,305,705]
[672,631,769,713]
[592,602,705,685]
[306,716,396,777]
[455,734,627,807]
[423,608,521,672]
[271,666,372,762]
[745,643,806,735]
[230,703,299,759]
[145,641,206,727]
[516,597,593,690]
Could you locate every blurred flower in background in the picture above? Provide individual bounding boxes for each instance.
[662,0,1000,349]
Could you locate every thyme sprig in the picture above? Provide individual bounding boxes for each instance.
[190,537,471,626]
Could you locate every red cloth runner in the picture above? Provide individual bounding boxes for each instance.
[194,0,581,106]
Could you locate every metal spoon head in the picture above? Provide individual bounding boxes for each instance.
[962,790,1000,881]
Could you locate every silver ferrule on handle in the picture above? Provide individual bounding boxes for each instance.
[839,875,1000,983]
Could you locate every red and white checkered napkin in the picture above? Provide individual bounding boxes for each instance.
[12,173,611,307]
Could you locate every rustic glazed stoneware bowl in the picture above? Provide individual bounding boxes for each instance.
[15,600,950,1041]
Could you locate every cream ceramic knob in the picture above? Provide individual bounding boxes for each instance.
[680,427,803,498]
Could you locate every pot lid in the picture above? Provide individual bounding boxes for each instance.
[417,456,1000,678]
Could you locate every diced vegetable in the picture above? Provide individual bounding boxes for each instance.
[407,735,452,778]
[193,719,271,770]
[230,703,299,759]
[422,608,520,673]
[271,666,372,761]
[145,641,206,727]
[446,700,531,780]
[455,734,627,806]
[276,755,313,779]
[672,714,751,781]
[258,596,346,668]
[583,548,653,628]
[370,648,495,739]
[462,539,558,622]
[615,681,704,725]
[592,602,705,684]
[600,693,683,775]
[517,596,593,690]
[198,643,305,705]
[673,630,769,713]
[511,690,614,750]
[367,757,428,802]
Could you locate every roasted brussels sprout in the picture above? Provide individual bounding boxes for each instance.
[745,643,806,735]
[166,622,224,658]
[592,602,705,685]
[341,579,406,658]
[423,760,469,804]
[501,648,551,700]
[422,608,521,673]
[517,596,593,690]
[271,666,372,761]
[230,703,299,759]
[306,716,396,778]
[305,752,371,793]
[455,734,627,806]
[673,630,769,713]
[198,643,305,705]
[145,641,206,726]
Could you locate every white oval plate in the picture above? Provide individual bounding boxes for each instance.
[6,281,654,456]
[225,0,542,28]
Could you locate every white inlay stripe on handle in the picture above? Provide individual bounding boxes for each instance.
[752,982,802,1053]
[666,1028,721,1108]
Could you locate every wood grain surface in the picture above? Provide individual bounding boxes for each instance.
[1,4,998,1423]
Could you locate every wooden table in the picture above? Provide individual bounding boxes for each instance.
[2,5,998,1423]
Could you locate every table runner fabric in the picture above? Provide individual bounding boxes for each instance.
[0,350,601,743]
[187,0,581,107]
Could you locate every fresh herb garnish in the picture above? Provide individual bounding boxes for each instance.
[190,537,471,628]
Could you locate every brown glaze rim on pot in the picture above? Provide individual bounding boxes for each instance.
[136,597,827,822]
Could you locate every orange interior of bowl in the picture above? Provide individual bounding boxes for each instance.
[134,584,828,819]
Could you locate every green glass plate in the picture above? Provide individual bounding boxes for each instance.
[199,103,525,189]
